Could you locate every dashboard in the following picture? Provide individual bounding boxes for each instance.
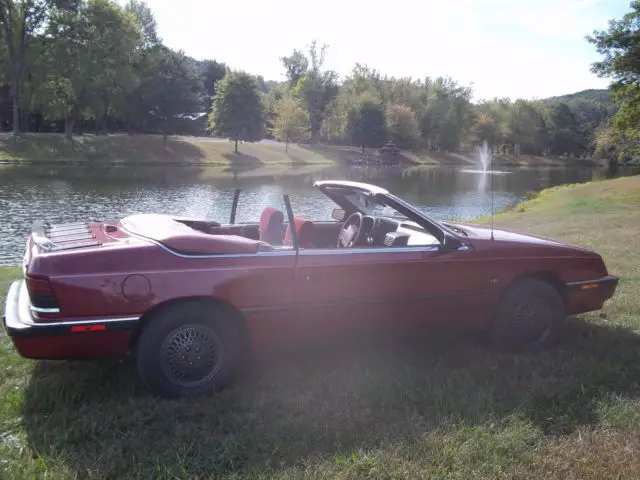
[360,216,440,247]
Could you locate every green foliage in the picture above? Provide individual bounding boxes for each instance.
[587,1,640,164]
[140,45,202,138]
[124,0,158,48]
[270,94,309,148]
[346,94,387,151]
[385,103,420,149]
[284,41,339,142]
[546,89,613,106]
[0,3,630,165]
[198,59,227,109]
[209,70,265,152]
[35,0,140,138]
[280,49,308,87]
[0,0,79,133]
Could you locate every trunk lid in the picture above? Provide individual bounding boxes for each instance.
[24,219,132,274]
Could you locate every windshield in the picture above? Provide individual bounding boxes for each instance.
[344,192,408,219]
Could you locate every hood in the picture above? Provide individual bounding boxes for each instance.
[450,223,563,245]
[443,222,597,256]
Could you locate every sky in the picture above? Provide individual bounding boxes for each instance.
[138,0,631,101]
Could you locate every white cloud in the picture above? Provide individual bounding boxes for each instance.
[137,0,622,100]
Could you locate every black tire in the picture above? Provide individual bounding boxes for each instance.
[136,301,244,398]
[489,278,565,353]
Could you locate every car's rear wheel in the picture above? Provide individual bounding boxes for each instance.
[136,301,244,398]
[489,278,564,353]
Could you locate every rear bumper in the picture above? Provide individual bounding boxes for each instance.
[565,275,619,315]
[3,280,137,359]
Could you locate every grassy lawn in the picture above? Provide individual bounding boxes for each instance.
[1,176,639,478]
[0,133,595,169]
[0,133,346,166]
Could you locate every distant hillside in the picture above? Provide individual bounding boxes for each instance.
[543,89,614,107]
[540,88,617,126]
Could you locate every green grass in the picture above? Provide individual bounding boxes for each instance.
[0,133,344,166]
[2,176,640,478]
[1,132,599,169]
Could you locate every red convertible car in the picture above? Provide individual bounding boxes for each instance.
[3,180,618,397]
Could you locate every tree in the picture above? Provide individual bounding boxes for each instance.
[587,1,640,162]
[470,105,502,151]
[209,70,265,153]
[271,94,308,151]
[198,59,227,110]
[124,0,158,47]
[280,49,307,87]
[38,0,140,139]
[120,0,159,134]
[0,0,76,134]
[141,45,202,145]
[507,100,543,156]
[385,103,420,149]
[285,41,339,142]
[346,94,387,152]
[548,102,586,157]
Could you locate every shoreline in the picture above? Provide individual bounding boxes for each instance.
[0,133,608,169]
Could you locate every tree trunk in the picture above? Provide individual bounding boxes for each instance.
[285,140,289,153]
[101,103,109,134]
[234,137,238,153]
[10,72,20,135]
[64,116,75,141]
[163,133,168,149]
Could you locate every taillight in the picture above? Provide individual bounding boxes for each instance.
[26,275,60,320]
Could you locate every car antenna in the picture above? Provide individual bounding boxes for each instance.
[490,150,495,241]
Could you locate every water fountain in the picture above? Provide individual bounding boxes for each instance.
[461,140,508,175]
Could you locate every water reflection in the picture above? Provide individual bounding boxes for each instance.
[0,164,637,265]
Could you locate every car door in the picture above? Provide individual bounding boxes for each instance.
[290,244,482,343]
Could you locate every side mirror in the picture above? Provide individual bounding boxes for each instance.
[332,208,345,221]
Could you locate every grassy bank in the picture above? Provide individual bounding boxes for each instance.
[0,133,599,168]
[1,176,639,478]
[414,150,602,167]
[0,133,344,167]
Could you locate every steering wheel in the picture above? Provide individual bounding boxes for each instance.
[338,212,365,248]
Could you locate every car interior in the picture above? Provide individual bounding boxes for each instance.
[179,204,440,252]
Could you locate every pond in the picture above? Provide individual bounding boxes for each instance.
[0,163,637,266]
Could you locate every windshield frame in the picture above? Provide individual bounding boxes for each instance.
[315,181,467,250]
[342,190,408,220]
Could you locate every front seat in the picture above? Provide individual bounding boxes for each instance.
[258,207,285,245]
[284,217,315,248]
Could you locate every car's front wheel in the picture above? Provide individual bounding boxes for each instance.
[489,278,565,353]
[136,301,244,398]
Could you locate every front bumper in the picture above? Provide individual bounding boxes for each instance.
[565,275,619,315]
[3,280,138,359]
[566,275,619,298]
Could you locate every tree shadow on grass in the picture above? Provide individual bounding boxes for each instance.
[0,161,208,184]
[21,318,640,478]
[1,134,208,164]
[220,152,264,179]
[82,134,207,164]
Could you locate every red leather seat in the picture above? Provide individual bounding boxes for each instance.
[258,207,285,245]
[284,217,315,248]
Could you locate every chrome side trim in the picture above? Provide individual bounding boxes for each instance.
[20,315,140,328]
[30,305,61,314]
[297,246,440,256]
[15,280,139,328]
